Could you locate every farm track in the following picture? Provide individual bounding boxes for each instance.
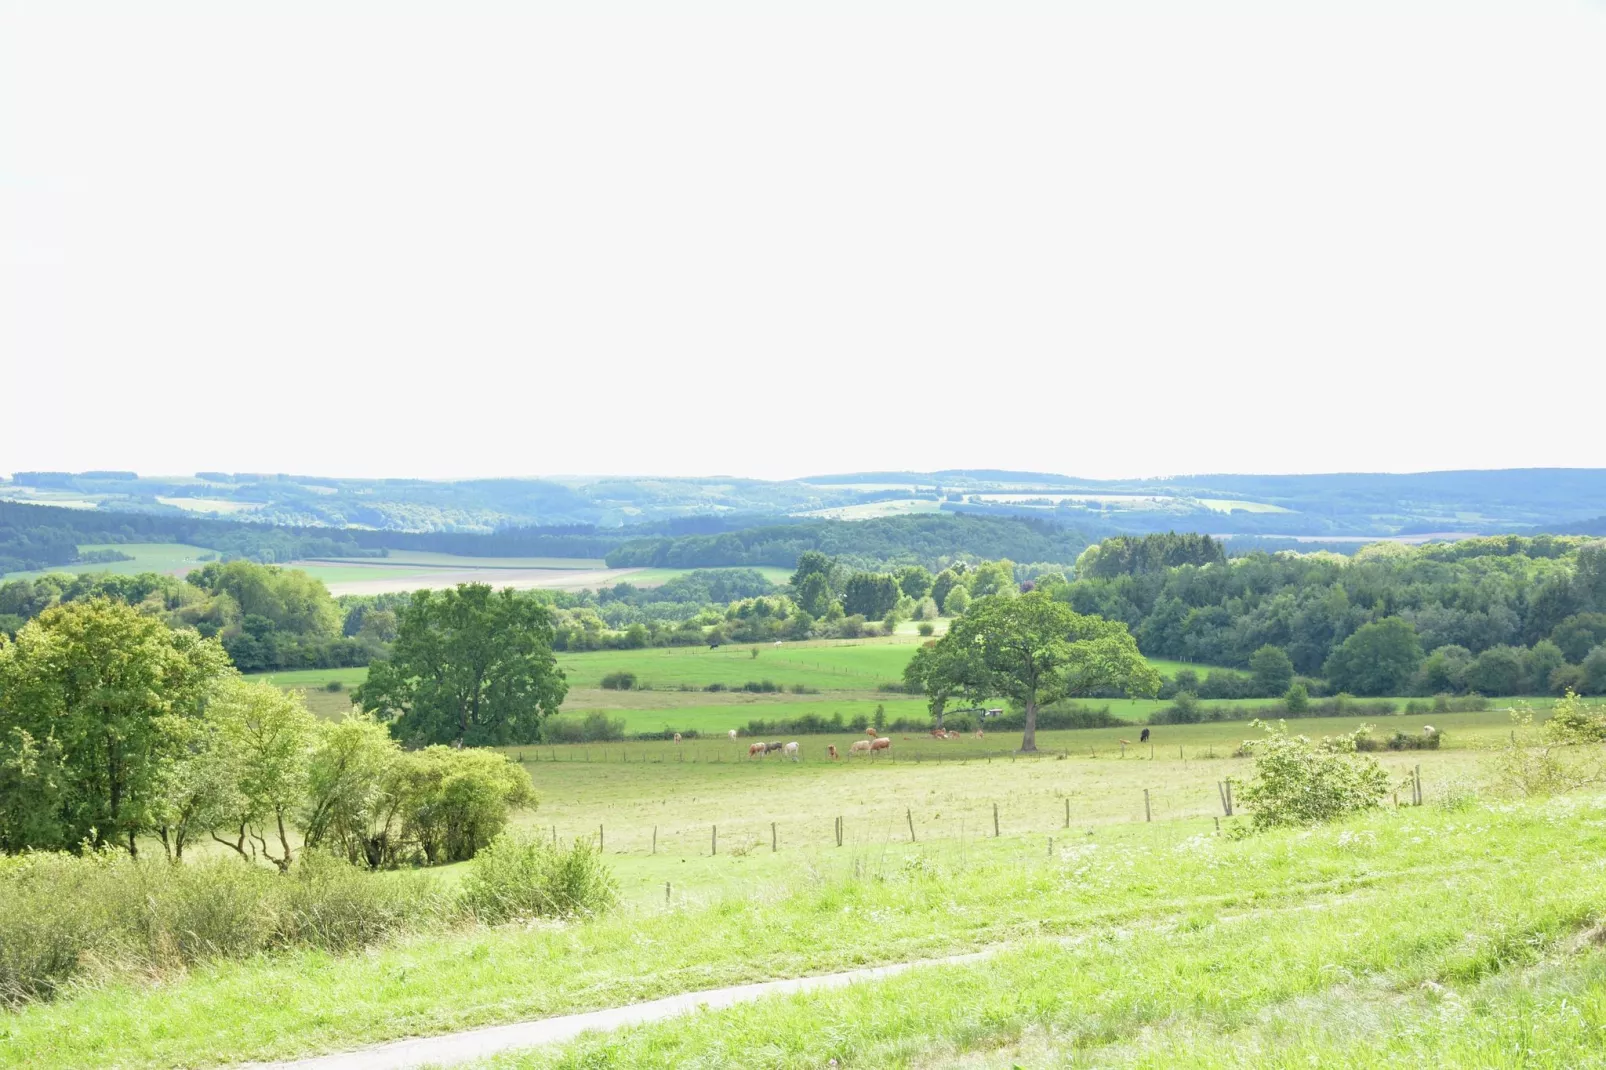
[238,861,1438,1070]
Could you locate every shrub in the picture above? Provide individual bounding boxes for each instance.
[324,680,345,692]
[599,671,638,691]
[460,835,619,923]
[539,713,626,744]
[917,621,935,637]
[1237,720,1389,830]
[398,747,537,865]
[1152,691,1202,725]
[1283,682,1310,715]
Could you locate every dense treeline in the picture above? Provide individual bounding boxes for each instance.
[1075,532,1226,578]
[603,514,1094,570]
[0,501,383,572]
[1048,534,1606,696]
[0,563,386,671]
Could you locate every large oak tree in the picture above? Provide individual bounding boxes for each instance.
[911,592,1160,752]
[356,584,567,747]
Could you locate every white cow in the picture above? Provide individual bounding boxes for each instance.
[728,729,738,740]
[783,741,800,762]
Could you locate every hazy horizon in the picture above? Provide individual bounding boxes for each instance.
[5,0,1605,481]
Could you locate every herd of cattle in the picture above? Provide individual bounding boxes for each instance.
[730,725,985,761]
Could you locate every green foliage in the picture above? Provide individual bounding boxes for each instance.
[842,572,900,619]
[896,565,933,600]
[1075,533,1226,579]
[1487,696,1606,797]
[205,678,320,871]
[917,621,935,637]
[0,599,231,853]
[941,585,971,616]
[599,671,638,690]
[1322,617,1423,696]
[397,747,537,865]
[1283,681,1310,714]
[460,834,619,923]
[358,584,567,746]
[1238,720,1389,830]
[912,591,1159,751]
[1248,644,1294,696]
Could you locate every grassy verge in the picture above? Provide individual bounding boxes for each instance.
[489,797,1606,1068]
[4,795,1604,1068]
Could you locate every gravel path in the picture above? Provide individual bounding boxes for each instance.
[248,948,999,1070]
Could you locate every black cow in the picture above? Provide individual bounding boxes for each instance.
[1139,728,1150,743]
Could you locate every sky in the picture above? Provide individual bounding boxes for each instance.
[2,0,1604,483]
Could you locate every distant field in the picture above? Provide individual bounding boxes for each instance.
[616,566,794,587]
[152,496,264,514]
[285,557,789,596]
[341,551,607,570]
[0,542,215,581]
[258,640,1309,734]
[792,500,943,520]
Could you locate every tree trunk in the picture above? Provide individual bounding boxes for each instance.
[1021,699,1039,753]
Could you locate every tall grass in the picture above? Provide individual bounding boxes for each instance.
[0,833,621,1007]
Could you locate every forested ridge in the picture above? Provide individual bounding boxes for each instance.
[1055,534,1606,696]
[603,514,1096,570]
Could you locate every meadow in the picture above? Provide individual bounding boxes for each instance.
[2,725,1597,1069]
[0,542,215,581]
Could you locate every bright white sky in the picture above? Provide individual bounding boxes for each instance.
[3,0,1604,483]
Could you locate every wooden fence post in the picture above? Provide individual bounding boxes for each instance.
[598,824,604,852]
[665,881,671,905]
[652,826,657,855]
[907,809,916,843]
[712,825,717,855]
[1225,779,1234,816]
[836,815,843,847]
[1144,789,1151,823]
[993,802,1000,838]
[1064,797,1070,829]
[772,822,777,852]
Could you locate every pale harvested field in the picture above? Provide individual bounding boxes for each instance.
[319,565,648,596]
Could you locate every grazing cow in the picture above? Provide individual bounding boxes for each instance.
[931,728,947,739]
[784,741,800,761]
[673,733,682,744]
[865,727,878,738]
[828,744,839,760]
[749,742,767,758]
[974,728,984,739]
[850,740,872,756]
[764,741,785,754]
[774,640,782,647]
[869,737,891,755]
[729,729,738,740]
[1423,725,1437,735]
[1139,728,1150,743]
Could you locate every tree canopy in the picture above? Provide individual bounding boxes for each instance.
[909,592,1160,751]
[356,584,567,746]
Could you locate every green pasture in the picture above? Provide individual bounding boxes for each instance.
[0,542,215,581]
[7,758,1601,1068]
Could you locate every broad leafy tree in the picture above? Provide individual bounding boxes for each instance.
[207,677,319,871]
[842,572,900,619]
[1322,617,1423,696]
[1248,644,1295,696]
[914,592,1160,752]
[357,584,567,746]
[0,598,230,854]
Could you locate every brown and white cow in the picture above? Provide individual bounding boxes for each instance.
[849,740,872,756]
[828,744,840,760]
[869,737,891,755]
[749,742,767,758]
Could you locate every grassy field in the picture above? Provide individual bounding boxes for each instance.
[4,751,1601,1068]
[0,542,215,581]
